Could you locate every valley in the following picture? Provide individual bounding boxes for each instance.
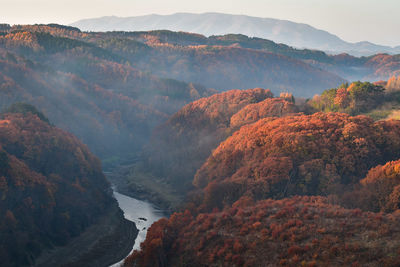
[110,190,164,266]
[1,20,400,267]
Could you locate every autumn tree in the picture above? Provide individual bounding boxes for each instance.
[308,82,384,114]
[0,112,115,266]
[194,113,400,209]
[125,196,400,267]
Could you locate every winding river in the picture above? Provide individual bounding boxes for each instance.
[110,190,165,267]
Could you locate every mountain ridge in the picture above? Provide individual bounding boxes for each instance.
[70,12,400,56]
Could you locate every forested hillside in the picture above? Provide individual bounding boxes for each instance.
[194,113,400,209]
[307,80,400,120]
[125,81,400,267]
[127,112,400,267]
[2,23,400,267]
[87,30,400,85]
[1,25,399,166]
[139,89,297,198]
[126,196,400,267]
[0,106,136,266]
[120,81,400,210]
[2,24,346,97]
[0,27,213,164]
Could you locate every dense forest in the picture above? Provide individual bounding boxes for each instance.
[1,24,400,166]
[125,79,400,266]
[0,105,136,266]
[194,113,400,208]
[126,197,400,267]
[307,80,400,120]
[2,23,400,267]
[137,89,297,204]
[0,26,214,165]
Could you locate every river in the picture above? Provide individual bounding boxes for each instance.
[110,190,165,267]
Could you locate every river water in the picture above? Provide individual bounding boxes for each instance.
[110,190,165,267]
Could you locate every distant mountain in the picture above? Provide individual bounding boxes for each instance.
[70,13,400,56]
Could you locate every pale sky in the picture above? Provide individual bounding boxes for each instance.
[1,0,399,46]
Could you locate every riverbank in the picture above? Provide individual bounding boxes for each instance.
[34,202,138,267]
[110,191,165,267]
[106,162,183,213]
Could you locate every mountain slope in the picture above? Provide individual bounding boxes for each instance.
[194,113,400,209]
[123,107,400,267]
[1,24,399,166]
[117,89,298,210]
[124,44,346,96]
[0,109,137,266]
[0,29,213,163]
[144,89,275,192]
[126,196,400,267]
[70,13,400,56]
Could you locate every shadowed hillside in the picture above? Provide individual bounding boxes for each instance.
[0,108,137,266]
[0,29,214,164]
[116,89,298,209]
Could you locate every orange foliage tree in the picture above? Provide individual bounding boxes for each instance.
[125,196,400,267]
[194,113,400,209]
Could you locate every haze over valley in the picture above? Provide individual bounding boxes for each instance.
[2,2,400,266]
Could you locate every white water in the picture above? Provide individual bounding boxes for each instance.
[110,190,165,267]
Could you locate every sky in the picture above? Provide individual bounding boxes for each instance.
[1,0,399,46]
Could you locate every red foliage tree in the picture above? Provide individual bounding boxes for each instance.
[125,196,400,267]
[194,113,400,209]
